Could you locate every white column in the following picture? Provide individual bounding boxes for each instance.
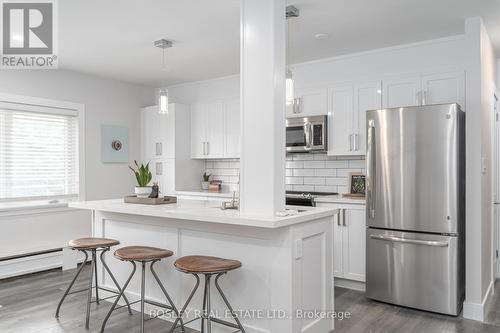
[239,0,286,216]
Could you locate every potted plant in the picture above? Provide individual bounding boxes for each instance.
[129,160,153,198]
[202,172,211,190]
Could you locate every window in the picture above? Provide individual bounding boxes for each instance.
[0,100,79,202]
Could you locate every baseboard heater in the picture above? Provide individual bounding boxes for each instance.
[0,248,62,262]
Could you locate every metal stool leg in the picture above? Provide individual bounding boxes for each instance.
[100,249,132,314]
[204,274,212,333]
[150,261,185,332]
[201,274,208,333]
[85,249,96,329]
[168,274,200,333]
[100,261,137,333]
[55,250,88,318]
[141,261,146,333]
[215,273,246,333]
[93,250,99,305]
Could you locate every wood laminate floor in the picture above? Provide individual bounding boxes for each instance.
[1,265,500,332]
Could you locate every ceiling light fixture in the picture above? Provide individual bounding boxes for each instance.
[155,39,173,114]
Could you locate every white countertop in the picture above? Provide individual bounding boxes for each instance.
[69,198,337,229]
[315,194,366,205]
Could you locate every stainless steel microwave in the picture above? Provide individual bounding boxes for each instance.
[286,115,327,153]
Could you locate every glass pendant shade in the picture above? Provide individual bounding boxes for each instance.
[286,70,294,106]
[159,89,169,114]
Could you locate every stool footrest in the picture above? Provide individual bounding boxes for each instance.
[210,317,241,330]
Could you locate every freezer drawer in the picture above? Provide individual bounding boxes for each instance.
[366,228,464,315]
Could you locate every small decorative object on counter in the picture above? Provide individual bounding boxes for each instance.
[343,173,366,198]
[129,160,153,198]
[124,195,177,205]
[149,182,159,198]
[208,180,222,193]
[202,172,211,190]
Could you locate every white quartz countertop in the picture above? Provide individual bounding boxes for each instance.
[68,198,336,229]
[315,194,366,205]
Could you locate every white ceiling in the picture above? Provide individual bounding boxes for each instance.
[58,0,500,87]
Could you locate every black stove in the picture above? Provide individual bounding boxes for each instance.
[286,191,338,207]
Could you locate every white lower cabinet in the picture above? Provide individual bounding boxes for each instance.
[317,202,366,282]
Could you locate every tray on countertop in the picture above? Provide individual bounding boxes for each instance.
[124,196,177,205]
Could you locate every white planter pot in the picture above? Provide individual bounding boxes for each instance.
[135,186,152,198]
[201,181,210,190]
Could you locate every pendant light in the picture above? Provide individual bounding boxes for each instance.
[154,38,173,114]
[159,89,169,114]
[285,6,299,107]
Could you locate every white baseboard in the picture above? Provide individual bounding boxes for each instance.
[0,249,83,279]
[463,279,495,322]
[334,278,365,291]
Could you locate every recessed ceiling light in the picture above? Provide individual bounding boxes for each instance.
[314,33,330,40]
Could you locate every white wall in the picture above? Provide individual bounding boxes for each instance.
[292,35,466,89]
[463,17,497,321]
[167,75,239,105]
[0,69,155,261]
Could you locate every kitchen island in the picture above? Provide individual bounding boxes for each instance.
[69,198,337,333]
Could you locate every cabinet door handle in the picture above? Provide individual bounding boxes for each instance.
[202,142,205,155]
[416,91,421,106]
[342,209,347,226]
[206,142,209,155]
[156,142,162,156]
[156,162,162,175]
[353,134,358,151]
[349,134,353,151]
[337,210,341,226]
[422,91,427,105]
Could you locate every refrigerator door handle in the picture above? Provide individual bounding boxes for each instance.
[367,120,376,219]
[369,234,449,247]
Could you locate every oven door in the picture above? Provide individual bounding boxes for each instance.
[286,123,311,152]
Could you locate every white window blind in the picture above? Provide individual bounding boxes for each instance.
[0,106,79,201]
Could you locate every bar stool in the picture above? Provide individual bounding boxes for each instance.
[169,255,246,333]
[100,246,184,333]
[55,237,132,329]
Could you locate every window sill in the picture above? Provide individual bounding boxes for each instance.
[0,198,79,217]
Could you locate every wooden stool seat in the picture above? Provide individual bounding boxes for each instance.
[68,237,120,250]
[114,246,173,261]
[174,255,242,273]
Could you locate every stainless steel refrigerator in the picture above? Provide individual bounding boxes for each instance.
[365,103,465,316]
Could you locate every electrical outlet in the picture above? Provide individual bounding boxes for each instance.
[295,239,303,259]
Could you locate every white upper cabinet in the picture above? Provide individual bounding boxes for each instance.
[328,81,382,156]
[191,99,241,159]
[421,71,465,108]
[224,99,241,158]
[329,85,354,156]
[287,88,328,117]
[383,71,465,109]
[205,103,225,158]
[190,103,208,159]
[141,104,176,160]
[382,76,421,109]
[353,82,382,155]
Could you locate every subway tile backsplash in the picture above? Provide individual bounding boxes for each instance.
[205,158,240,193]
[286,153,365,194]
[205,153,365,195]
